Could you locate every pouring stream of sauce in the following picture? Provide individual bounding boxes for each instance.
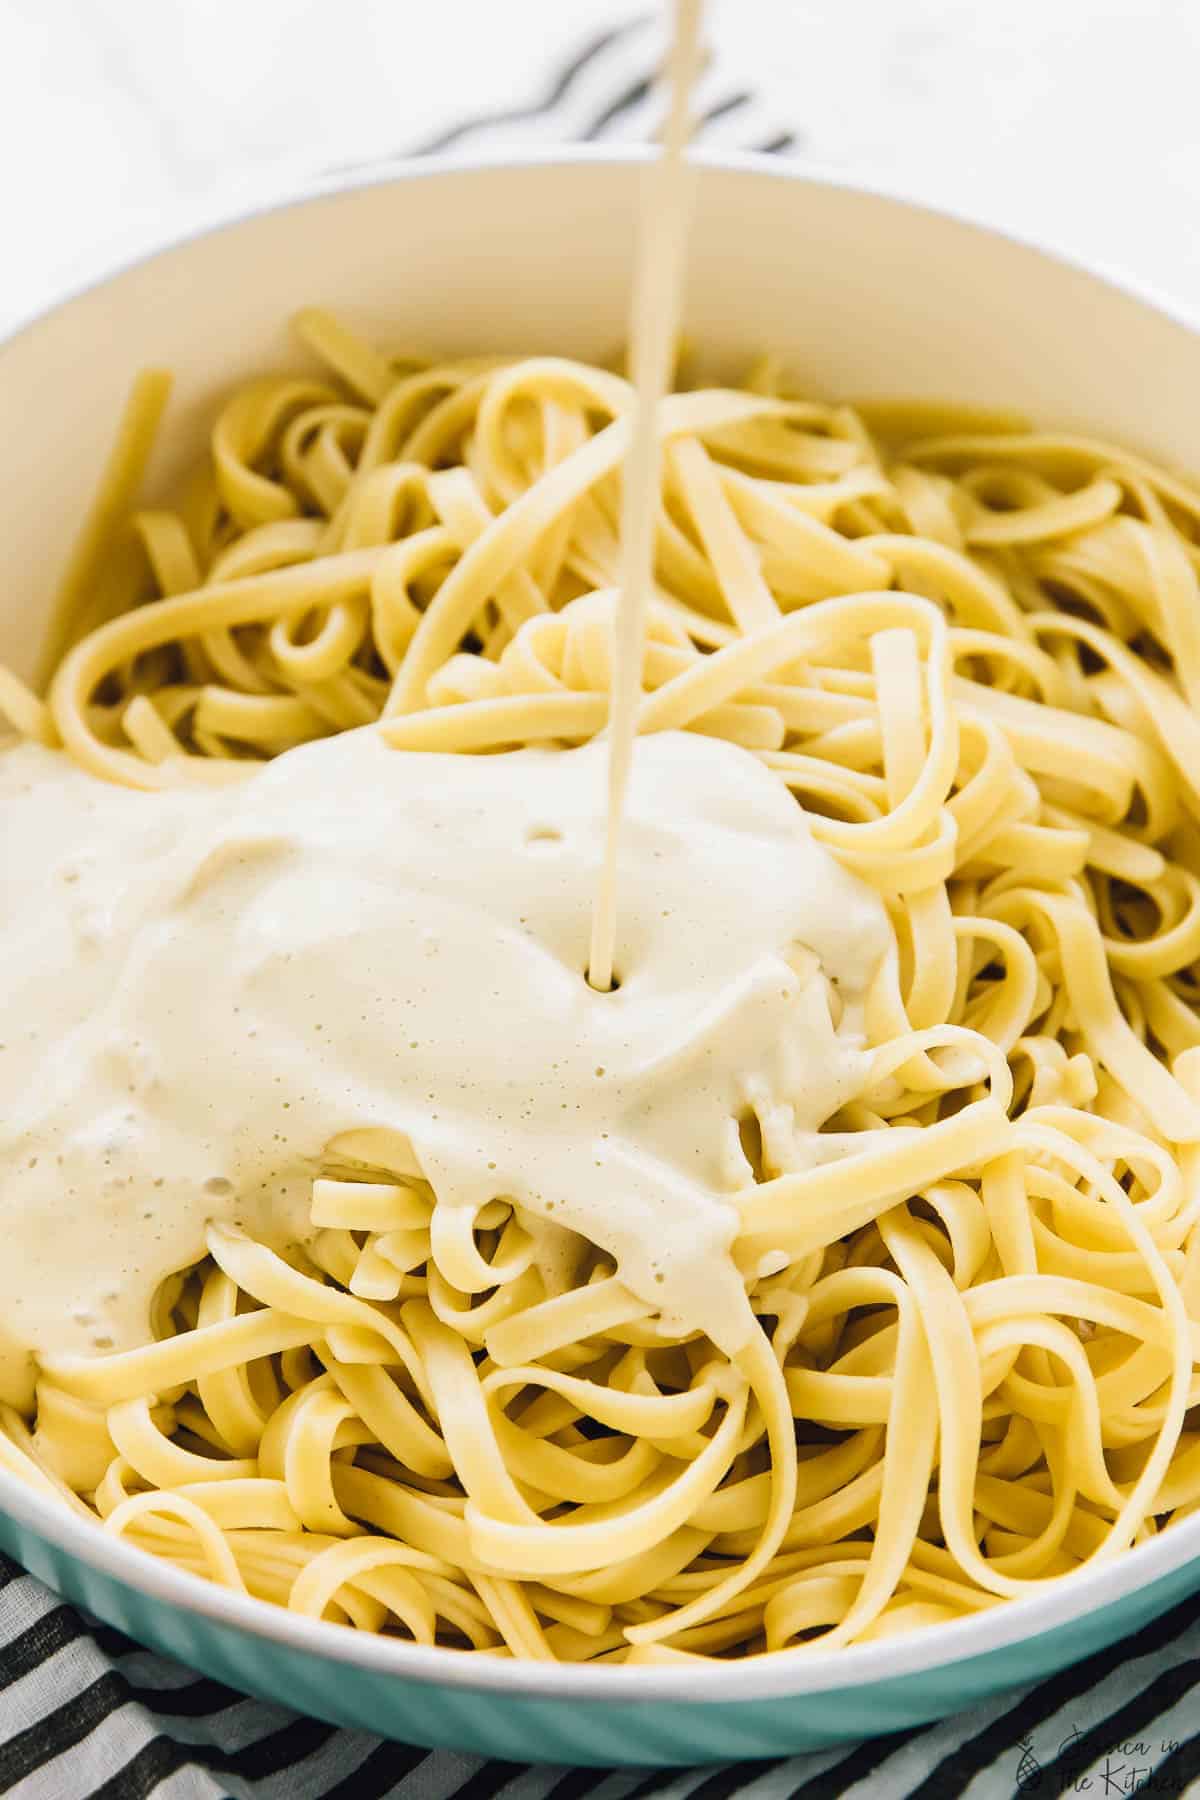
[587,0,704,992]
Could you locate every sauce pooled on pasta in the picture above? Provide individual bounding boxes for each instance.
[0,726,887,1407]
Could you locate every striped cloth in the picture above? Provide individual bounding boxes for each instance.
[4,14,1200,1798]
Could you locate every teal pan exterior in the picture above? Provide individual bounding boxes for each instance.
[3,1497,1200,1765]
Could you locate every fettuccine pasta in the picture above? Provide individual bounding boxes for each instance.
[4,309,1200,1665]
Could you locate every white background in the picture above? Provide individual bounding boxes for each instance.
[3,0,1200,333]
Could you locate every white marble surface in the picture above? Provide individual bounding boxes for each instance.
[3,0,1200,334]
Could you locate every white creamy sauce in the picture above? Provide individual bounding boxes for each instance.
[0,727,887,1405]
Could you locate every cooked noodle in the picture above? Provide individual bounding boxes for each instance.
[4,310,1200,1663]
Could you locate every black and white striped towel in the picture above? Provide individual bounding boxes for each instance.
[5,16,1200,1799]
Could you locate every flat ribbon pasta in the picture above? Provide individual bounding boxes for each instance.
[4,312,1200,1663]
